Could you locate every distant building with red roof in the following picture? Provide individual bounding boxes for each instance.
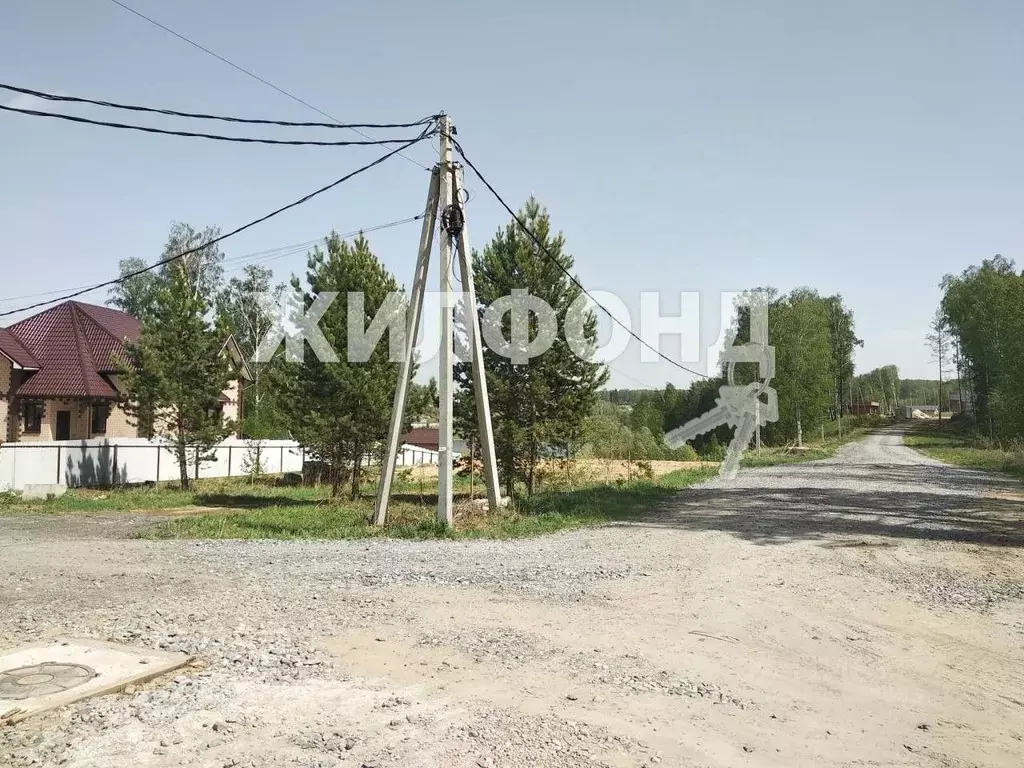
[0,301,249,442]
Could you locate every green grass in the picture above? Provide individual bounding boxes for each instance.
[739,417,882,468]
[0,476,329,515]
[740,447,832,467]
[902,422,1024,478]
[0,467,717,540]
[0,470,479,517]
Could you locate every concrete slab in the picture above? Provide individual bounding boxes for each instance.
[0,637,191,724]
[21,484,67,501]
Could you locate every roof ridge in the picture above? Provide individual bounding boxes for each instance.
[70,301,131,346]
[70,304,98,396]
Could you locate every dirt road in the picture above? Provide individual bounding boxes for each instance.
[2,428,1022,767]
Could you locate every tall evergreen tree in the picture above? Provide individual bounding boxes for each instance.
[283,233,403,500]
[118,258,235,489]
[455,199,608,498]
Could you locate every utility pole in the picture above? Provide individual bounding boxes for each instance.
[374,115,503,526]
[437,116,455,525]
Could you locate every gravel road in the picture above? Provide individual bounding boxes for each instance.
[2,428,1023,767]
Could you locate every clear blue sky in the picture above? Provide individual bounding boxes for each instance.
[2,1,1021,387]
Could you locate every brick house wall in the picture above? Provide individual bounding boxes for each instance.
[0,357,10,443]
[2,374,242,443]
[15,399,90,442]
[222,378,241,425]
[104,401,137,438]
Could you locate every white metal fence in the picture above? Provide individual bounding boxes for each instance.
[0,438,441,491]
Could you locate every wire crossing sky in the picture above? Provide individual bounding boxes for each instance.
[2,0,1021,384]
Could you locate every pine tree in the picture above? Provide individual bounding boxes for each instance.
[455,198,607,499]
[283,233,403,500]
[118,259,235,489]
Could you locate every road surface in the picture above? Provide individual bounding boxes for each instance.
[2,428,1022,767]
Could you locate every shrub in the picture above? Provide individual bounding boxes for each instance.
[671,444,700,461]
[701,437,727,462]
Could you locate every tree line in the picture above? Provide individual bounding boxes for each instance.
[109,200,606,500]
[609,288,863,454]
[936,255,1024,439]
[118,207,969,497]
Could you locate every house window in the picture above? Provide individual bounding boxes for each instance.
[91,403,109,435]
[23,402,42,434]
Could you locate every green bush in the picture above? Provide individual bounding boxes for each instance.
[700,436,727,461]
[671,444,699,461]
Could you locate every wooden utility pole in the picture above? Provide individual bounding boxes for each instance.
[374,115,503,526]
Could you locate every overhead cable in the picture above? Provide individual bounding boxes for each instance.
[449,135,711,380]
[0,82,438,131]
[0,133,429,318]
[105,0,433,171]
[0,214,424,307]
[0,104,434,147]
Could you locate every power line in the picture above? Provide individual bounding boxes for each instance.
[0,104,433,147]
[606,364,661,390]
[0,134,429,318]
[105,0,433,171]
[449,135,711,380]
[0,82,438,131]
[0,214,424,307]
[222,214,424,272]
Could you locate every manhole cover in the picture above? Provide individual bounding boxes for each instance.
[0,663,96,700]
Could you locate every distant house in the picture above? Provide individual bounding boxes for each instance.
[0,301,250,442]
[849,401,880,416]
[949,390,974,413]
[400,425,466,456]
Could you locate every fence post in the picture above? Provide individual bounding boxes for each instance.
[280,445,284,474]
[112,444,119,487]
[56,445,61,485]
[156,446,161,484]
[228,445,233,477]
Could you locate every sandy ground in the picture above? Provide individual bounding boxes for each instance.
[1,428,1022,767]
[404,458,716,482]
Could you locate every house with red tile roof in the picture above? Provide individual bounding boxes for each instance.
[0,301,250,442]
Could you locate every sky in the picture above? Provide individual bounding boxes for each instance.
[2,0,1022,388]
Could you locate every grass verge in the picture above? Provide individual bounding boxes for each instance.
[740,419,881,468]
[0,468,717,540]
[902,422,1024,479]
